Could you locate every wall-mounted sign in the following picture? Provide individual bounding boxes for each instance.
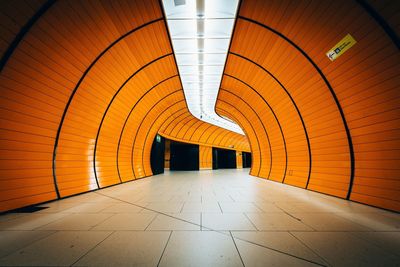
[326,34,357,61]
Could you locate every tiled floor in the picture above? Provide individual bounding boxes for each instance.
[0,169,399,266]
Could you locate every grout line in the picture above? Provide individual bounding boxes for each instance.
[252,202,266,213]
[243,213,259,231]
[289,231,332,267]
[217,202,223,213]
[347,231,400,258]
[94,191,329,265]
[200,212,203,231]
[179,202,185,213]
[157,231,173,267]
[88,213,115,231]
[229,231,246,267]
[274,205,317,231]
[31,215,78,231]
[70,230,115,266]
[231,233,328,267]
[144,214,159,231]
[0,230,57,261]
[275,206,302,221]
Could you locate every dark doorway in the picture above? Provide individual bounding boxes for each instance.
[242,152,252,168]
[212,148,218,169]
[170,141,199,171]
[212,148,237,169]
[150,134,165,175]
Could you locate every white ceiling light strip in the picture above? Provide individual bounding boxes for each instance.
[162,0,244,135]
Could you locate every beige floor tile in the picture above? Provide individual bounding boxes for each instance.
[293,232,400,267]
[159,231,243,267]
[73,231,170,267]
[144,202,185,213]
[235,238,320,267]
[147,213,200,230]
[202,213,256,230]
[182,201,222,212]
[0,213,28,222]
[0,230,55,258]
[0,213,69,230]
[335,211,400,231]
[99,202,143,213]
[37,213,112,230]
[245,213,312,231]
[253,202,284,213]
[350,231,400,257]
[275,202,326,213]
[36,202,78,213]
[219,202,262,213]
[1,169,399,267]
[232,231,327,265]
[0,231,111,266]
[60,193,117,203]
[92,213,156,230]
[292,213,373,231]
[62,202,116,213]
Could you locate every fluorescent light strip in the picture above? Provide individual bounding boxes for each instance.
[163,0,243,135]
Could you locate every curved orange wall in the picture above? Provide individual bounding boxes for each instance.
[216,0,400,211]
[0,0,399,212]
[199,146,212,170]
[0,0,249,212]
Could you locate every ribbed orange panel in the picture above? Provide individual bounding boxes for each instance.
[199,146,212,170]
[1,0,398,213]
[216,92,269,178]
[96,58,178,187]
[216,105,261,177]
[164,139,170,169]
[0,0,46,57]
[236,151,243,169]
[119,81,184,181]
[56,18,169,196]
[222,56,310,187]
[158,114,250,153]
[0,0,166,210]
[227,0,400,210]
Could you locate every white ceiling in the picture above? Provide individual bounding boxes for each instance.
[162,0,244,135]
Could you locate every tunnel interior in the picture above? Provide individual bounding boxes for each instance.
[0,0,398,214]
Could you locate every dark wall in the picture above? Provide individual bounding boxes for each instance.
[212,148,237,169]
[170,141,199,171]
[150,135,165,175]
[212,148,218,169]
[242,152,252,168]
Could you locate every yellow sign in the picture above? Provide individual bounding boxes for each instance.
[326,34,357,61]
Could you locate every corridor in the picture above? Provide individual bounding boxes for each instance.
[0,170,399,267]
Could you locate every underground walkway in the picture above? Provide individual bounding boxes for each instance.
[0,169,399,267]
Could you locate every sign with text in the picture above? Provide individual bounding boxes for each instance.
[326,34,357,61]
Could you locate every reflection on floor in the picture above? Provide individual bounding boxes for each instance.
[0,169,399,266]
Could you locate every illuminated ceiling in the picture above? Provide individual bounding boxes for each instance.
[162,0,244,135]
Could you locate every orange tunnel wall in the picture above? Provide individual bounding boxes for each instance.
[199,146,212,170]
[216,0,400,211]
[0,0,249,212]
[0,0,399,213]
[236,151,243,169]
